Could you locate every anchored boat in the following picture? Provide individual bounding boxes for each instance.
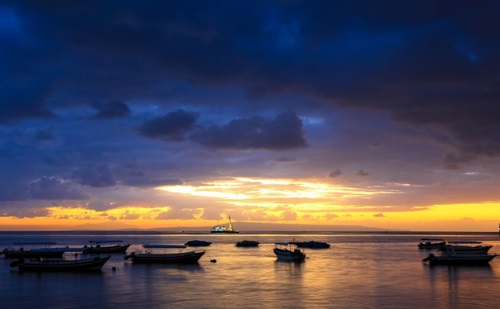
[273,242,306,262]
[1,242,85,258]
[124,244,205,264]
[83,240,131,254]
[10,256,110,272]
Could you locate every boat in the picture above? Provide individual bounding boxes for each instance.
[83,240,131,254]
[418,238,446,250]
[10,256,110,272]
[423,252,496,265]
[273,242,306,262]
[1,242,70,259]
[185,240,212,247]
[289,241,331,249]
[441,241,492,254]
[235,240,259,247]
[124,245,205,264]
[210,215,239,233]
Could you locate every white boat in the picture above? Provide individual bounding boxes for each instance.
[124,244,205,264]
[210,215,239,233]
[273,242,306,262]
[423,252,496,265]
[441,241,492,254]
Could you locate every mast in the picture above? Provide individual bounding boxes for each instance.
[228,215,233,231]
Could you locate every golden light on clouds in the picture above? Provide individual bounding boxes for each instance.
[158,177,396,204]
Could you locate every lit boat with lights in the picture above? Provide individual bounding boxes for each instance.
[124,244,205,264]
[83,240,131,254]
[274,242,306,262]
[10,256,110,272]
[210,215,239,234]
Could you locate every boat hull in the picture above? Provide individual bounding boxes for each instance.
[2,249,65,259]
[236,240,259,247]
[185,240,211,247]
[290,241,331,249]
[441,245,492,254]
[125,251,205,264]
[83,244,130,254]
[424,253,496,265]
[13,256,110,272]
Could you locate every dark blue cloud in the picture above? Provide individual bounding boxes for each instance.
[191,111,306,150]
[72,164,116,188]
[91,101,131,119]
[29,176,89,200]
[139,109,199,141]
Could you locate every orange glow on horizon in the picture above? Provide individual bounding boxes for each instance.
[0,177,498,231]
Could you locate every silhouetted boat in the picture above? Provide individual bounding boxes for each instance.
[289,241,331,249]
[418,238,446,250]
[10,256,110,272]
[1,242,84,258]
[124,245,205,264]
[185,240,211,247]
[210,215,239,233]
[274,242,306,262]
[423,252,496,265]
[236,240,259,247]
[440,241,492,254]
[83,240,130,254]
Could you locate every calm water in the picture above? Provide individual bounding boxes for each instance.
[1,231,500,309]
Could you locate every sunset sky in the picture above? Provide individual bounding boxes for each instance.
[1,1,500,232]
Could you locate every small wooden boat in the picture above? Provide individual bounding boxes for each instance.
[185,240,211,247]
[124,245,205,264]
[235,240,259,247]
[423,252,496,265]
[274,242,306,262]
[10,256,110,272]
[418,238,446,250]
[1,242,68,258]
[289,241,331,249]
[83,240,130,254]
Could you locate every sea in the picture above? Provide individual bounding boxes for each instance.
[1,231,500,309]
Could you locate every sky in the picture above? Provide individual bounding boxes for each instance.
[1,0,500,232]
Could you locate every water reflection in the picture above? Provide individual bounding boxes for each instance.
[2,233,500,308]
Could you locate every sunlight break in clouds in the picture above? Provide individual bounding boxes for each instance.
[158,177,399,205]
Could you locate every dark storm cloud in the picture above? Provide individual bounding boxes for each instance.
[91,101,131,119]
[29,176,89,200]
[139,109,199,141]
[72,164,116,188]
[191,111,307,150]
[0,1,499,166]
